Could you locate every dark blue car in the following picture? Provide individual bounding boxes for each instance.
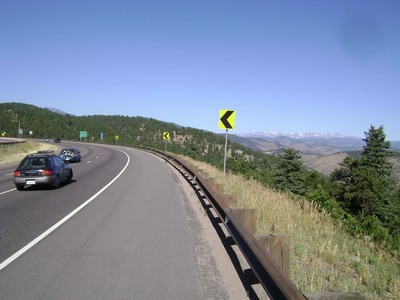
[14,153,73,190]
[60,148,81,163]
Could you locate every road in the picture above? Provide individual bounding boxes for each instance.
[0,142,247,299]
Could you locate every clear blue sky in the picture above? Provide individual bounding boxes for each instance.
[1,1,399,140]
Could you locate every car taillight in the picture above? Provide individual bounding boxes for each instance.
[14,171,21,177]
[42,170,53,176]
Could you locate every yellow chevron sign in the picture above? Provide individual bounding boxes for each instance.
[219,110,236,130]
[163,132,170,140]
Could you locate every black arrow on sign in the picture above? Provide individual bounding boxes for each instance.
[220,110,234,129]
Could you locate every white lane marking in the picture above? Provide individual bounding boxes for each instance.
[87,161,92,164]
[6,173,13,176]
[0,188,16,195]
[0,149,130,271]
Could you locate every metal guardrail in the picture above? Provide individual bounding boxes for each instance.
[141,147,306,300]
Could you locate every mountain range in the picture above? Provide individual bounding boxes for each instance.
[233,131,400,155]
[229,131,400,179]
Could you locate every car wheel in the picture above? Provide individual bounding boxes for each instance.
[67,170,73,183]
[15,184,24,191]
[52,176,60,189]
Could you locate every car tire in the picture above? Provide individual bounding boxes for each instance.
[67,170,73,183]
[15,184,24,191]
[52,176,60,189]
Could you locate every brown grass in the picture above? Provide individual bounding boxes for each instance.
[177,155,400,300]
[0,141,61,165]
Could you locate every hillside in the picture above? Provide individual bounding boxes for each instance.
[0,102,270,168]
[0,102,219,146]
[230,133,400,181]
[234,132,366,155]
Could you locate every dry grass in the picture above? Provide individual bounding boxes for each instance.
[0,141,61,165]
[178,155,400,299]
[301,152,348,176]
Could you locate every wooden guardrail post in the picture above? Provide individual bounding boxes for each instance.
[256,234,290,277]
[200,176,224,197]
[222,194,236,207]
[231,208,257,235]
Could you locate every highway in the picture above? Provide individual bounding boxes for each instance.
[0,142,247,299]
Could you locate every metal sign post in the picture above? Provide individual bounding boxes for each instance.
[223,129,228,175]
[163,132,170,152]
[219,110,236,175]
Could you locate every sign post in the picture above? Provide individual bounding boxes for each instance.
[163,131,170,151]
[219,110,236,175]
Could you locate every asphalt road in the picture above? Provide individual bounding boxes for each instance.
[0,142,246,299]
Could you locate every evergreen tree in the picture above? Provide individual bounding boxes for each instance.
[332,125,395,218]
[274,148,308,195]
[331,126,400,236]
[360,125,392,178]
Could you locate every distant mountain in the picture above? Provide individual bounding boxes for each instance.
[231,131,400,179]
[227,135,283,154]
[391,141,400,151]
[233,132,365,155]
[237,131,350,139]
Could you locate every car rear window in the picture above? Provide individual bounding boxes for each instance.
[22,157,47,168]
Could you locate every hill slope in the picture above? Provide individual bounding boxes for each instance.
[0,102,268,168]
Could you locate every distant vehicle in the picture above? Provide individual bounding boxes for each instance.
[13,152,73,190]
[60,148,81,163]
[54,137,61,143]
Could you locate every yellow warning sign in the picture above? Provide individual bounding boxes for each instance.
[163,132,170,140]
[219,110,236,130]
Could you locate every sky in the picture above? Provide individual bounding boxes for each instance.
[1,0,399,140]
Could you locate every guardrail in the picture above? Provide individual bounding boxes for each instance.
[140,146,306,300]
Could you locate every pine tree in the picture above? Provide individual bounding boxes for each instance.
[332,125,396,220]
[274,148,308,195]
[360,125,392,177]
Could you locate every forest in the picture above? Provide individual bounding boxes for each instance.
[1,102,399,257]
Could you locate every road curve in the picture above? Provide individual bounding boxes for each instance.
[0,143,247,299]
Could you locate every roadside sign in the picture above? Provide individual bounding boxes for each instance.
[219,110,236,130]
[219,109,236,175]
[163,132,170,140]
[115,135,119,140]
[80,131,88,138]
